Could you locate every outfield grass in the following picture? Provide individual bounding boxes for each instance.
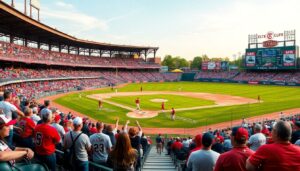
[54,82,300,128]
[108,94,215,110]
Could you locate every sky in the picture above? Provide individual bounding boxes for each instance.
[4,0,300,60]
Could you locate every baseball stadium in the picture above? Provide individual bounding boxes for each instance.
[0,1,300,171]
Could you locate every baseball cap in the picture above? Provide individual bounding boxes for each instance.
[54,115,61,122]
[231,126,249,141]
[202,133,214,147]
[40,108,52,120]
[0,115,17,128]
[194,134,202,146]
[73,117,83,126]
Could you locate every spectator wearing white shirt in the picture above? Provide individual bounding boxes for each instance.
[30,107,41,124]
[51,115,65,150]
[90,122,112,165]
[0,91,24,148]
[248,124,266,151]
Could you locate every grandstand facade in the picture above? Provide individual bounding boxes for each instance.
[0,1,182,98]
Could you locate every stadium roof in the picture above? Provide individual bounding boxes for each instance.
[0,1,159,53]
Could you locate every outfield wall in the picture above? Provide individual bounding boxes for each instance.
[195,78,300,86]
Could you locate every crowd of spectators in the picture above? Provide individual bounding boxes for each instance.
[194,71,238,80]
[0,88,299,171]
[0,91,153,170]
[195,70,300,83]
[0,41,160,69]
[165,114,300,171]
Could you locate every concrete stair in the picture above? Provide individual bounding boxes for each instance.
[142,147,176,171]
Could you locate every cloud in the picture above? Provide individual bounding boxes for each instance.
[55,1,74,9]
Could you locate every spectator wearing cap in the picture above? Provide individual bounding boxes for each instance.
[212,137,224,154]
[51,114,65,150]
[63,119,72,133]
[0,91,24,148]
[64,117,91,171]
[89,122,112,165]
[246,121,300,171]
[291,121,300,144]
[186,134,202,163]
[34,108,60,171]
[89,123,97,135]
[0,115,34,165]
[214,127,254,171]
[187,133,220,171]
[18,107,35,149]
[81,117,90,136]
[247,124,266,151]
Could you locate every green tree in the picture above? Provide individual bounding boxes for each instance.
[161,55,175,70]
[190,56,203,70]
[173,56,189,69]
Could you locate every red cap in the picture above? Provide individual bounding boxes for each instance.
[54,115,61,122]
[0,115,17,128]
[231,127,248,141]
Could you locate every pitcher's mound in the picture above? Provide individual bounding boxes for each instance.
[150,99,168,103]
[127,110,158,118]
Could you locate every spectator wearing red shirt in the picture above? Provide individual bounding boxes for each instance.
[18,107,35,149]
[34,108,60,171]
[214,127,254,171]
[171,137,183,151]
[246,121,300,171]
[216,131,224,143]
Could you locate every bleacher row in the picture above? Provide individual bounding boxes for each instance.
[0,66,181,99]
[194,70,300,83]
[0,41,159,69]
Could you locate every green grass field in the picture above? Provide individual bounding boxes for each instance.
[54,82,300,128]
[108,94,215,110]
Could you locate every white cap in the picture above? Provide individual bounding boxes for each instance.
[40,108,52,120]
[73,117,83,126]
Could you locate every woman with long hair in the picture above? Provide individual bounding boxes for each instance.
[108,132,137,171]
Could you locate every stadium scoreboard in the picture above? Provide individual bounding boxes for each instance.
[245,30,299,70]
[245,46,297,69]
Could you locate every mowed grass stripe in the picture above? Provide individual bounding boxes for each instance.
[108,94,215,110]
[54,82,300,128]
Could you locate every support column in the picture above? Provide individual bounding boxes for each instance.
[58,43,61,53]
[9,35,14,43]
[24,38,28,47]
[89,49,91,56]
[37,42,40,49]
[67,46,70,54]
[77,47,80,55]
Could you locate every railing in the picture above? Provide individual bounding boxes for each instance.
[55,149,113,171]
